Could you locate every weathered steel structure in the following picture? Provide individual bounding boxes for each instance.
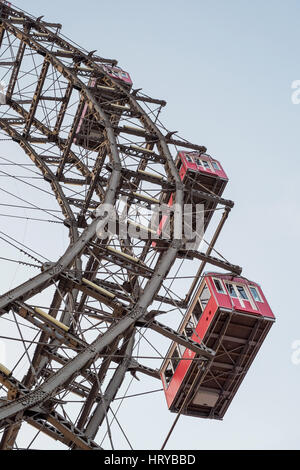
[0,2,273,450]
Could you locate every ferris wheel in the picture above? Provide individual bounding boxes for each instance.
[0,1,275,450]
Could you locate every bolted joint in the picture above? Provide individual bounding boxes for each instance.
[40,261,56,272]
[111,161,122,171]
[171,239,183,250]
[129,306,145,321]
[175,181,184,191]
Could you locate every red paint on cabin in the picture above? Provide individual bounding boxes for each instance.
[102,65,133,86]
[164,294,218,409]
[153,151,228,245]
[178,151,228,181]
[206,273,274,320]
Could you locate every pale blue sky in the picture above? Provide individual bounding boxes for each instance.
[1,0,300,449]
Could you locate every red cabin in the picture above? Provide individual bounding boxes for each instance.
[75,66,132,150]
[177,151,227,182]
[160,272,275,419]
[101,65,132,86]
[154,151,229,246]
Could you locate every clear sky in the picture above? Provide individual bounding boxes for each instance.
[1,0,300,450]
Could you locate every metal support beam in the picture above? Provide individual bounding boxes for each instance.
[6,39,26,100]
[84,332,135,439]
[138,318,215,359]
[23,59,50,137]
[177,249,242,275]
[77,338,120,430]
[190,188,234,209]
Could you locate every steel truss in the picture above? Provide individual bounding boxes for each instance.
[0,2,240,449]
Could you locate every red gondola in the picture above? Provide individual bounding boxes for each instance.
[160,272,275,419]
[154,151,229,246]
[75,66,132,150]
